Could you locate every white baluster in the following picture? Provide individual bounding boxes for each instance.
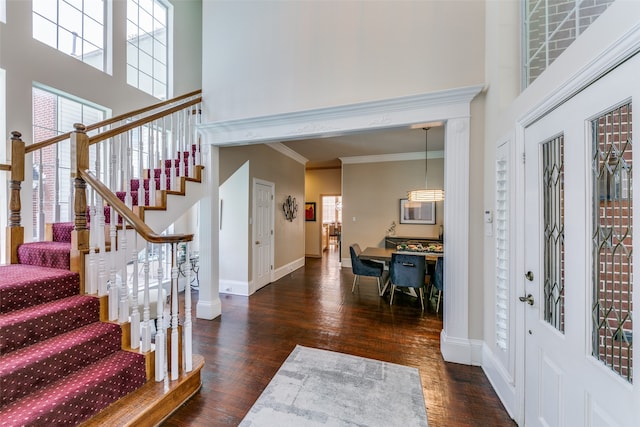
[130,232,140,349]
[170,243,179,380]
[148,123,157,206]
[141,242,152,353]
[108,139,119,321]
[170,112,177,191]
[155,243,166,382]
[183,241,193,372]
[118,218,129,324]
[37,150,45,240]
[124,131,132,209]
[179,109,186,179]
[87,186,97,295]
[137,126,145,208]
[160,116,167,191]
[54,144,61,223]
[194,103,202,167]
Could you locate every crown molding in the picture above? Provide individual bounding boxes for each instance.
[340,150,444,164]
[198,85,483,146]
[267,142,308,165]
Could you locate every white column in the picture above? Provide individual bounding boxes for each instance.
[441,116,472,364]
[196,142,221,319]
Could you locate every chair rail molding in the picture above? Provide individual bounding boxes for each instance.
[199,84,483,365]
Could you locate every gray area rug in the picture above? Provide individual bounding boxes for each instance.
[240,345,429,427]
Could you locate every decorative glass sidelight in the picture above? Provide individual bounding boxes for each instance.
[542,135,565,332]
[591,102,633,382]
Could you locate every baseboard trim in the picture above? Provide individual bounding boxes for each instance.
[481,343,517,420]
[219,279,250,296]
[196,298,222,319]
[440,329,483,366]
[273,257,305,282]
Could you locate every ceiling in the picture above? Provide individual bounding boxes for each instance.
[280,126,445,168]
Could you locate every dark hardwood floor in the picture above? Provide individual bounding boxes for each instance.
[163,246,516,427]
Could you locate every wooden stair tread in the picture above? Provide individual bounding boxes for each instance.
[80,354,204,427]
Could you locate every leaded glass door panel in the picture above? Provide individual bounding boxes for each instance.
[523,56,639,427]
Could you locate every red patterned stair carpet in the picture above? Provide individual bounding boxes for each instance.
[0,222,146,426]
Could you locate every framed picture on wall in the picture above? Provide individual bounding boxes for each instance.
[305,202,316,221]
[399,198,436,224]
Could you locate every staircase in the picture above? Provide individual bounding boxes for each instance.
[0,91,205,426]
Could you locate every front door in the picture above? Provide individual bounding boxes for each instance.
[523,56,638,426]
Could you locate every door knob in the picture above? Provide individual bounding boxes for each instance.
[525,271,534,281]
[519,294,534,305]
[255,241,260,245]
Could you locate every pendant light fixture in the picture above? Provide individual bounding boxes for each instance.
[407,127,445,202]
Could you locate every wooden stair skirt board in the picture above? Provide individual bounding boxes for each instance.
[80,354,204,427]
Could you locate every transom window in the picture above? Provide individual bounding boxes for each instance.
[126,0,169,99]
[32,0,106,71]
[523,0,615,88]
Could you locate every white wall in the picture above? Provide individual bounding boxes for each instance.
[202,0,485,122]
[219,161,249,294]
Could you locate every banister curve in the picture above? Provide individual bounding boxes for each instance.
[80,169,193,244]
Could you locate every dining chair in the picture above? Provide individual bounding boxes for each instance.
[389,253,428,311]
[349,244,387,295]
[428,257,444,312]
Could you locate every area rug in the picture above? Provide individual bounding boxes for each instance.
[240,345,428,427]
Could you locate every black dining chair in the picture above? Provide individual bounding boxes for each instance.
[349,244,387,295]
[428,256,444,312]
[389,253,428,311]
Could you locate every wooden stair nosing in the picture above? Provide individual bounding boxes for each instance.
[78,354,204,427]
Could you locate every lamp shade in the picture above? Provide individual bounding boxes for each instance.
[407,188,445,203]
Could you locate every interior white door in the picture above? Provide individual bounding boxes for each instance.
[523,56,639,426]
[253,180,273,291]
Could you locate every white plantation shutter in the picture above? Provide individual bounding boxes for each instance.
[495,152,509,351]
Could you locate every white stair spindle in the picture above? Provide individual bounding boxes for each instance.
[170,112,177,190]
[124,131,132,209]
[37,150,44,240]
[170,243,179,380]
[155,243,166,382]
[130,232,140,349]
[179,109,186,179]
[137,126,145,208]
[195,103,202,167]
[140,242,151,353]
[183,242,193,372]
[54,144,60,223]
[118,218,129,324]
[160,115,167,191]
[108,139,118,321]
[148,123,157,206]
[87,187,97,295]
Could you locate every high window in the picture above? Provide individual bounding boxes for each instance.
[32,0,106,71]
[126,0,169,99]
[523,0,615,87]
[32,85,107,239]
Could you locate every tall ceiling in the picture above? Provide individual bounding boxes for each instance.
[280,126,446,168]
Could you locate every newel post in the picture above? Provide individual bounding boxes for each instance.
[70,124,90,291]
[7,131,25,264]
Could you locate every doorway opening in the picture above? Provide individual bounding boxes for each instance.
[322,195,342,264]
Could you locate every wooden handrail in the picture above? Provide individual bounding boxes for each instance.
[89,96,201,145]
[80,169,193,244]
[0,164,10,171]
[26,89,202,153]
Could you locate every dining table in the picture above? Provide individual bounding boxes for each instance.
[359,247,443,296]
